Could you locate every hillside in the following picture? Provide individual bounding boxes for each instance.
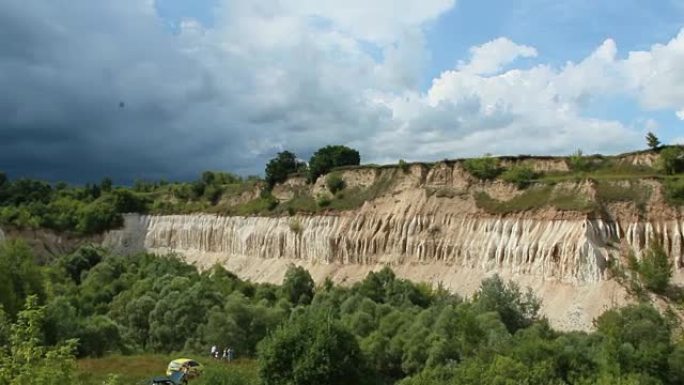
[3,148,684,330]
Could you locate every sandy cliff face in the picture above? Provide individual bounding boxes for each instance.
[102,154,684,330]
[105,211,684,330]
[101,155,684,332]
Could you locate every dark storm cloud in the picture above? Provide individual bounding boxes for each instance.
[2,0,643,184]
[0,0,395,183]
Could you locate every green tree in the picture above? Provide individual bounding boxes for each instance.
[474,275,540,333]
[0,240,45,318]
[0,296,78,385]
[659,146,684,175]
[265,151,301,189]
[76,315,125,357]
[636,242,673,294]
[646,132,661,150]
[595,304,671,381]
[281,265,315,305]
[258,311,367,385]
[100,177,113,193]
[308,145,360,183]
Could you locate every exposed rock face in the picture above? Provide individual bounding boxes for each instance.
[102,210,681,331]
[0,227,101,260]
[100,152,684,331]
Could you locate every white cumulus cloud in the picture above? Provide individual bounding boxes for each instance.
[458,37,538,75]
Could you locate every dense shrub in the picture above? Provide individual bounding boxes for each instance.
[326,174,346,194]
[664,178,684,204]
[659,146,684,175]
[462,157,501,180]
[500,165,538,188]
[1,240,683,385]
[258,311,368,385]
[635,242,673,294]
[281,265,315,305]
[567,149,593,172]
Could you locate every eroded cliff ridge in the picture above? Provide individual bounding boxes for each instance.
[101,151,684,330]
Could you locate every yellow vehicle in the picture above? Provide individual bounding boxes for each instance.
[165,358,203,379]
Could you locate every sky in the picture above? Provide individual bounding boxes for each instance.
[3,0,684,183]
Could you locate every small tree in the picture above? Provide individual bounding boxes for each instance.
[0,296,79,385]
[646,132,661,150]
[474,275,540,333]
[637,242,673,294]
[281,265,315,305]
[265,151,301,189]
[568,149,592,172]
[100,177,113,193]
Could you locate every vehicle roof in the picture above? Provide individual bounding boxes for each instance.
[169,358,196,364]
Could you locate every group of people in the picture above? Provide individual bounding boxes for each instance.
[210,345,235,362]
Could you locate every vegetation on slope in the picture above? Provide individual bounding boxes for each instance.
[3,139,684,235]
[1,239,684,384]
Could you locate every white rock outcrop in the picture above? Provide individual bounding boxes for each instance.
[102,212,684,330]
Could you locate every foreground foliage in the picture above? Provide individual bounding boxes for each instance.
[0,240,683,384]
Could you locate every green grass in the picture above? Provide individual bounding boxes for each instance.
[595,181,651,206]
[278,193,318,213]
[475,186,595,214]
[76,354,259,385]
[220,197,277,216]
[271,170,398,214]
[663,177,684,206]
[538,160,658,184]
[424,187,463,199]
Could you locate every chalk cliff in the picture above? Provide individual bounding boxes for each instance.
[101,152,684,331]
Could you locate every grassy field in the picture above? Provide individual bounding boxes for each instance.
[76,354,259,385]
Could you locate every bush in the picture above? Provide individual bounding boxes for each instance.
[281,265,315,305]
[637,242,673,294]
[326,174,346,194]
[317,195,331,207]
[500,165,538,189]
[474,274,540,333]
[567,149,593,172]
[398,159,410,173]
[462,157,501,180]
[664,178,684,204]
[258,311,367,385]
[659,146,684,175]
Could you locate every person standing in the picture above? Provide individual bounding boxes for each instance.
[210,345,217,359]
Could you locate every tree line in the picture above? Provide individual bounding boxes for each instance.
[0,240,683,385]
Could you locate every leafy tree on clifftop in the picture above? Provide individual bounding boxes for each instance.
[308,145,360,183]
[265,151,304,189]
[646,132,661,150]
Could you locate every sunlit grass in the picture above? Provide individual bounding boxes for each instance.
[76,354,259,385]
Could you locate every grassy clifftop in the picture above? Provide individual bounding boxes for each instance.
[2,147,684,235]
